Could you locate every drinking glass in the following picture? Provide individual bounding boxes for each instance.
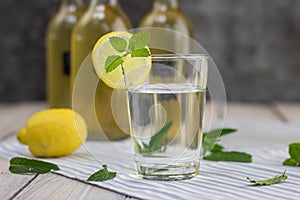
[126,54,208,180]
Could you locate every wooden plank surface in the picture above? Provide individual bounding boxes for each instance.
[0,157,37,200]
[204,102,280,127]
[14,173,126,200]
[0,102,46,140]
[226,102,279,121]
[275,103,300,123]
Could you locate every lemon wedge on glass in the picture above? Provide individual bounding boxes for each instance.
[92,31,152,89]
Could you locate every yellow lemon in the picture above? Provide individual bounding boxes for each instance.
[92,31,152,89]
[17,109,87,158]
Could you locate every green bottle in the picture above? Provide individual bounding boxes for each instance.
[46,0,87,108]
[71,0,132,140]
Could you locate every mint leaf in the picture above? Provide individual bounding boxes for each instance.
[219,128,237,136]
[135,121,173,154]
[204,151,252,163]
[103,32,151,74]
[9,157,60,174]
[105,55,123,73]
[210,144,224,153]
[148,121,173,152]
[247,170,288,186]
[109,37,127,52]
[289,143,300,162]
[128,32,151,51]
[202,128,252,163]
[202,136,218,156]
[205,128,237,139]
[283,158,297,166]
[87,165,116,182]
[131,48,151,57]
[282,143,300,167]
[202,128,237,155]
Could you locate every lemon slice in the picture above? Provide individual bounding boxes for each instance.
[92,31,152,89]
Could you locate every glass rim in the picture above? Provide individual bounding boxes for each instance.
[151,54,209,60]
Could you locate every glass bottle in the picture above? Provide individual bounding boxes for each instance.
[139,0,193,54]
[109,0,132,28]
[46,0,86,108]
[140,0,192,35]
[71,0,132,140]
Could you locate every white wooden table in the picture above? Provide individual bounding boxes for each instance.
[0,102,299,200]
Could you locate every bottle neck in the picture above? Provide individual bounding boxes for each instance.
[153,0,179,11]
[90,0,110,5]
[109,0,119,6]
[60,0,85,11]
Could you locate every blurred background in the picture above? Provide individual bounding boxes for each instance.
[0,0,299,102]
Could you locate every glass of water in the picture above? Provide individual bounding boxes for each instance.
[126,54,208,181]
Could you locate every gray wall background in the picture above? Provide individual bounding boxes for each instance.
[1,0,300,102]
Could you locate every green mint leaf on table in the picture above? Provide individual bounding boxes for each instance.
[131,48,151,57]
[204,151,252,163]
[128,32,151,51]
[202,137,218,156]
[87,165,116,182]
[105,55,123,73]
[247,170,288,186]
[283,158,297,166]
[210,144,224,153]
[202,128,237,156]
[9,157,60,174]
[205,128,237,139]
[283,143,300,166]
[289,143,300,162]
[109,36,127,52]
[202,128,252,163]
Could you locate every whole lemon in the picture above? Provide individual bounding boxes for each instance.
[17,109,87,157]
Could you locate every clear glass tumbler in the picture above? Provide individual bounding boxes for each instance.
[126,54,208,180]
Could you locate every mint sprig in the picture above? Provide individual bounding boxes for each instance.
[87,165,117,182]
[9,157,60,174]
[105,32,151,74]
[283,143,300,167]
[135,121,173,154]
[247,170,288,186]
[202,128,253,163]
